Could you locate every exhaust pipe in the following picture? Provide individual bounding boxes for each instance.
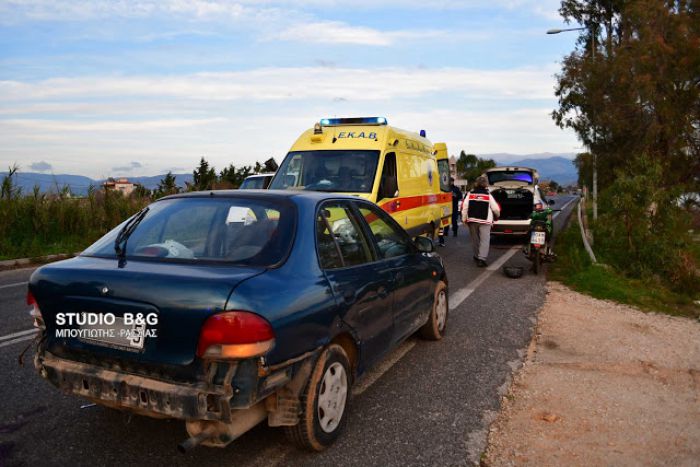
[177,427,217,454]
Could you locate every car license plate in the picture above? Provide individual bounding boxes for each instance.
[530,231,546,246]
[79,314,148,351]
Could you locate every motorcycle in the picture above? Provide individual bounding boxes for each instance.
[524,200,559,274]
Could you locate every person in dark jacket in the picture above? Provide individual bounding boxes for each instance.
[450,178,463,237]
[439,178,463,246]
[462,176,501,267]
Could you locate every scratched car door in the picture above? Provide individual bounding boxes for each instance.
[316,201,395,369]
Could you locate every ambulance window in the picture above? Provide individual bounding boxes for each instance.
[438,159,450,192]
[378,153,398,200]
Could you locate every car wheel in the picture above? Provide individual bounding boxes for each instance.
[285,344,351,451]
[419,281,448,340]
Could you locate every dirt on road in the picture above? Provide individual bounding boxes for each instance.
[484,281,700,466]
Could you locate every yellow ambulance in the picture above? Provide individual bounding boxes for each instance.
[269,117,451,238]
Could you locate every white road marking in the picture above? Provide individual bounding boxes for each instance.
[0,328,37,342]
[352,339,417,396]
[449,246,520,311]
[0,333,36,349]
[552,196,578,219]
[0,281,27,290]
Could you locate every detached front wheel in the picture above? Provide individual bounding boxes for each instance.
[285,344,351,451]
[419,281,448,340]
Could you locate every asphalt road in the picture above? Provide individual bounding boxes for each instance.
[0,196,577,467]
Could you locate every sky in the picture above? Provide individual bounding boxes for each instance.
[0,0,583,179]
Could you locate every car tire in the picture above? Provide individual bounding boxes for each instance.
[284,344,351,451]
[533,251,541,275]
[419,281,448,340]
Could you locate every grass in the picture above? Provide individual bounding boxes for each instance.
[549,214,700,319]
[0,188,149,260]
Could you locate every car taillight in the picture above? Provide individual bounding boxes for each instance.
[27,291,45,330]
[196,311,275,360]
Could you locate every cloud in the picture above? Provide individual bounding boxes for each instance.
[112,161,143,172]
[272,20,458,46]
[274,21,393,46]
[30,160,53,172]
[0,66,558,103]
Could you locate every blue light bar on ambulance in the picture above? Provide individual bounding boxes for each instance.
[319,117,388,126]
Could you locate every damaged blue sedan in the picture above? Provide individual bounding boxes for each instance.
[28,190,448,452]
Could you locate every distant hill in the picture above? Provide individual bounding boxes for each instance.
[479,153,578,186]
[0,172,193,196]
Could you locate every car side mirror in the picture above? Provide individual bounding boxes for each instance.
[548,199,556,205]
[414,236,434,253]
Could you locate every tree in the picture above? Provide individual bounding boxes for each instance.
[219,164,253,188]
[455,151,496,186]
[191,157,217,191]
[1,164,20,200]
[132,184,151,199]
[573,152,593,190]
[553,0,699,191]
[155,171,179,198]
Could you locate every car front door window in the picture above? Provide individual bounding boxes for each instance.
[357,205,412,259]
[317,202,373,269]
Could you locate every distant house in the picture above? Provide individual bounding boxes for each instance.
[103,177,136,196]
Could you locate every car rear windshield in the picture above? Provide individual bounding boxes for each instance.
[240,175,271,189]
[82,197,295,267]
[487,171,534,185]
[269,150,379,193]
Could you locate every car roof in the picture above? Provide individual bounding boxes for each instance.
[159,189,363,203]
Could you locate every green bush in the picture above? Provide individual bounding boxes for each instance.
[0,176,149,260]
[594,155,698,295]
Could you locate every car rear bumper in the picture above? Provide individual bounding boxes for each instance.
[491,220,531,235]
[36,350,238,421]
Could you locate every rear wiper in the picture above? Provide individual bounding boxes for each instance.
[114,207,150,260]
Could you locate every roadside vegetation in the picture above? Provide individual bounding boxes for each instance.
[0,157,273,260]
[550,197,700,319]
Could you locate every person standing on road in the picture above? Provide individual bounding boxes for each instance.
[449,178,463,237]
[462,176,500,267]
[439,178,463,246]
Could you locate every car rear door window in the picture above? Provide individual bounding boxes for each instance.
[317,202,374,269]
[357,204,412,259]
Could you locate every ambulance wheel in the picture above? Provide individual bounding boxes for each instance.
[285,344,350,451]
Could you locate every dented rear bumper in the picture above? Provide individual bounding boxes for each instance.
[36,350,240,421]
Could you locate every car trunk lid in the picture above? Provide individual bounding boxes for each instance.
[30,256,265,378]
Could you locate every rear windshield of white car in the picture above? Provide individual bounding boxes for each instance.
[487,171,534,185]
[82,197,296,267]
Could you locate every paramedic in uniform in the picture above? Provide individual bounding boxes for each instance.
[462,176,500,267]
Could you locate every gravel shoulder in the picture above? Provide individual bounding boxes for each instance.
[484,281,700,466]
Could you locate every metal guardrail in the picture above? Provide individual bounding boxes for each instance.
[577,198,597,263]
